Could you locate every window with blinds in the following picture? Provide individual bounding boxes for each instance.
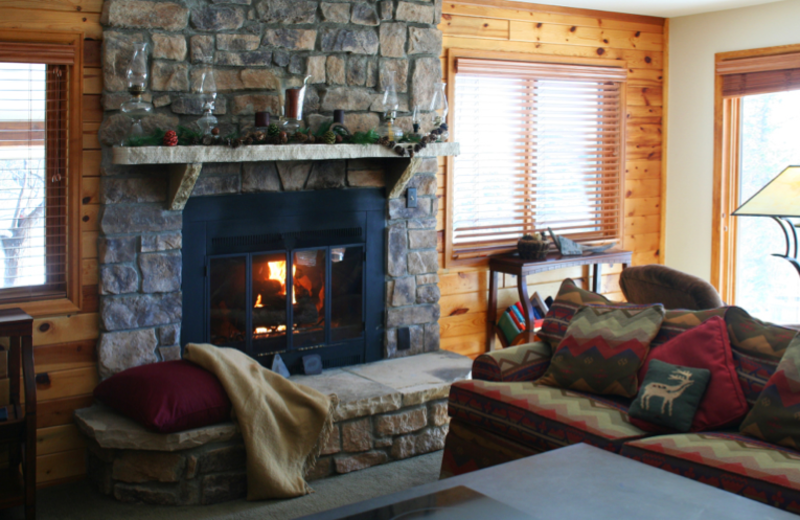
[448,58,626,263]
[0,40,75,303]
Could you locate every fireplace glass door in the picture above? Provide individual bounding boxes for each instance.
[208,245,363,356]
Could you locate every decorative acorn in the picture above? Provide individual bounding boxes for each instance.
[163,130,178,147]
[322,130,337,144]
[267,123,280,137]
[307,134,316,144]
[211,127,220,136]
[279,131,288,144]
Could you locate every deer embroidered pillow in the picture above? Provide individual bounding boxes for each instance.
[628,359,711,432]
[538,303,665,397]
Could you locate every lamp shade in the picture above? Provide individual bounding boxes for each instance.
[733,165,800,218]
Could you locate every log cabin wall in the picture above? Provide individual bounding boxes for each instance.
[435,0,666,359]
[0,1,103,486]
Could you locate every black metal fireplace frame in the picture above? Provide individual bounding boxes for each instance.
[182,188,386,373]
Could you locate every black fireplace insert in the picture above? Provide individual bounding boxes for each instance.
[182,188,386,373]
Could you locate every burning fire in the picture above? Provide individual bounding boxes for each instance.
[254,261,297,309]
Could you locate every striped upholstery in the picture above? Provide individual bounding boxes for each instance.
[472,341,552,383]
[622,433,800,513]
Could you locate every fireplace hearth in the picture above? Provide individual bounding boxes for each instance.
[182,188,385,374]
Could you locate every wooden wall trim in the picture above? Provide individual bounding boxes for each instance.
[658,18,668,264]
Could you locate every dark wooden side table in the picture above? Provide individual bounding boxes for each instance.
[0,308,36,520]
[486,250,633,351]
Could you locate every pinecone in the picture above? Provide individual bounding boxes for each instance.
[335,134,344,143]
[377,136,389,146]
[202,135,216,146]
[243,136,254,145]
[387,141,395,148]
[394,145,405,156]
[253,131,267,143]
[293,132,309,144]
[322,130,336,144]
[267,123,280,137]
[163,130,178,147]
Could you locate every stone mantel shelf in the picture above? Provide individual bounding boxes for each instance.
[112,142,460,211]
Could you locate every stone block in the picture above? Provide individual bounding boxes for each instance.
[101,0,189,31]
[375,408,427,436]
[351,3,379,25]
[102,91,153,111]
[307,55,327,84]
[385,325,424,358]
[99,236,137,264]
[334,451,388,474]
[320,27,380,55]
[242,162,281,192]
[407,217,437,230]
[320,425,341,455]
[139,251,182,293]
[190,35,214,64]
[214,50,273,67]
[159,346,182,361]
[272,49,290,67]
[114,483,180,505]
[321,2,350,22]
[391,276,416,307]
[391,426,447,459]
[305,457,333,481]
[192,68,280,92]
[408,27,442,55]
[347,56,368,86]
[387,223,408,277]
[102,31,146,92]
[216,34,260,51]
[374,437,392,448]
[100,292,182,331]
[342,418,372,452]
[347,168,384,187]
[408,250,438,275]
[380,0,393,20]
[256,0,317,23]
[192,174,240,197]
[416,284,440,304]
[434,0,443,23]
[171,95,227,115]
[263,28,317,50]
[370,92,409,113]
[415,273,438,285]
[380,23,406,58]
[276,161,312,191]
[321,87,373,111]
[191,5,245,31]
[388,197,432,219]
[102,177,166,204]
[387,304,438,328]
[100,265,138,295]
[412,57,442,110]
[408,229,436,249]
[201,472,247,505]
[307,160,346,190]
[98,329,159,379]
[326,55,346,85]
[429,401,449,427]
[366,59,378,88]
[198,444,246,474]
[424,321,440,352]
[343,113,381,133]
[407,173,436,195]
[231,94,281,116]
[395,1,434,23]
[151,61,189,92]
[289,54,305,75]
[141,232,182,252]
[289,369,402,421]
[380,59,408,93]
[152,33,187,61]
[112,451,184,483]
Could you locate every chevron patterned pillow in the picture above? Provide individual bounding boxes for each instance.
[538,303,666,397]
[740,335,800,449]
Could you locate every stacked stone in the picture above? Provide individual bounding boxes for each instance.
[98,0,445,147]
[385,157,439,358]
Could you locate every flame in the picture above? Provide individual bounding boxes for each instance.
[254,261,297,309]
[254,294,263,308]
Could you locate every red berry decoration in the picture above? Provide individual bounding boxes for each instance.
[163,130,178,147]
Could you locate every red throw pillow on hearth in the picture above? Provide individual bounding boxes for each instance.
[633,316,748,432]
[93,360,232,434]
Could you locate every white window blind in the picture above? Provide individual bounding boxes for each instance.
[449,58,626,261]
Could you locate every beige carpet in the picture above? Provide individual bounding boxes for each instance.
[3,451,442,520]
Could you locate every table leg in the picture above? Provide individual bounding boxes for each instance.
[517,275,537,344]
[486,270,499,352]
[593,263,602,293]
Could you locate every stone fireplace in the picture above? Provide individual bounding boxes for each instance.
[96,0,449,378]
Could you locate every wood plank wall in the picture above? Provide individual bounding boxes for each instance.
[435,0,666,359]
[0,0,104,486]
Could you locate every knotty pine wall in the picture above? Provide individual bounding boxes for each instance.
[0,0,103,486]
[435,0,667,359]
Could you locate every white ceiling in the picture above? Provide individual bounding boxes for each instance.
[520,0,785,18]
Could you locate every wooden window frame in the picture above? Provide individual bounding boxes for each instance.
[711,43,800,303]
[0,29,84,316]
[444,47,627,268]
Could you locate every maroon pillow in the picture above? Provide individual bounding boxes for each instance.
[632,316,749,432]
[93,360,232,433]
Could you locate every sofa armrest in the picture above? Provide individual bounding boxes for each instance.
[472,341,553,382]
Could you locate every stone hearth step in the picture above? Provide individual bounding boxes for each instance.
[75,351,472,505]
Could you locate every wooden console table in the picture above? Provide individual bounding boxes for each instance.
[486,249,633,351]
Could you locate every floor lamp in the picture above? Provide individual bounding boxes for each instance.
[732,165,800,278]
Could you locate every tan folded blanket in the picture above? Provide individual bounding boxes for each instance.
[183,343,334,500]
